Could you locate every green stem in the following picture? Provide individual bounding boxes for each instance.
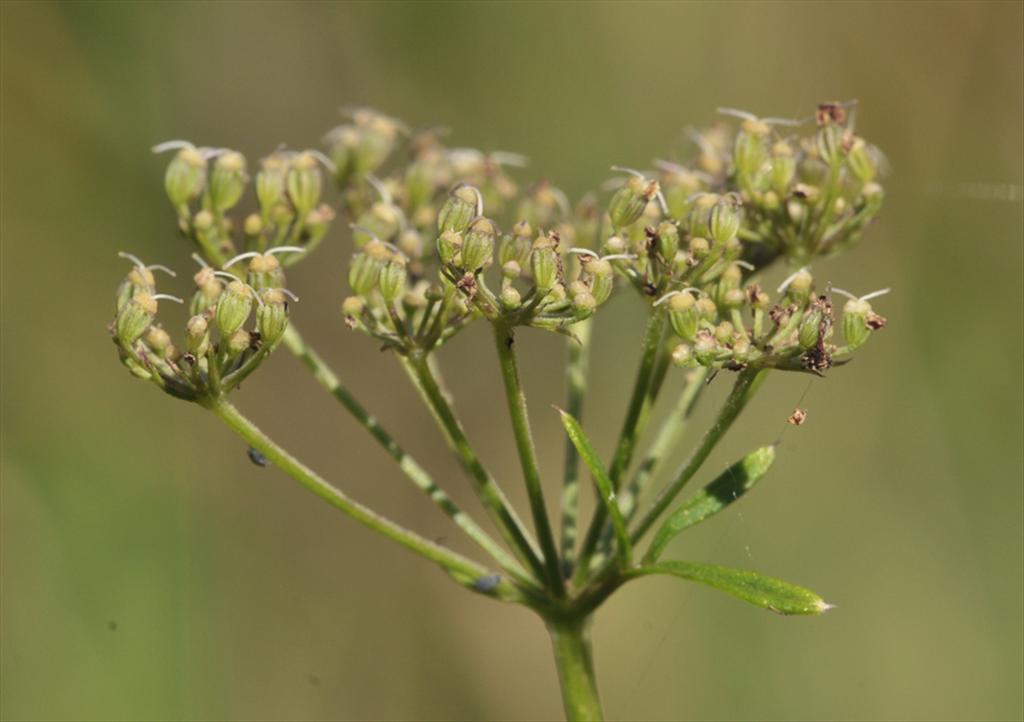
[207,398,522,600]
[547,616,604,722]
[280,325,536,587]
[400,354,548,582]
[560,317,592,574]
[493,325,565,595]
[630,369,767,543]
[574,308,666,585]
[618,366,710,522]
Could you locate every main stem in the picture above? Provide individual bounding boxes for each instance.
[547,615,603,721]
[493,325,565,595]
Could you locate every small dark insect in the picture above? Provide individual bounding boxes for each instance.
[787,408,808,426]
[247,447,268,467]
[472,574,502,592]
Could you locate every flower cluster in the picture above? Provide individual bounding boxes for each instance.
[111,249,297,402]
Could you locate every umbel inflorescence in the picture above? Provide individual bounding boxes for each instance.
[110,102,888,721]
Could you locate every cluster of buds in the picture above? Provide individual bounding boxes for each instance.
[662,266,888,375]
[154,141,337,268]
[340,181,613,352]
[111,250,296,401]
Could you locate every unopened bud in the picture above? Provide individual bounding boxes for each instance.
[378,259,408,302]
[608,175,659,230]
[286,152,323,217]
[847,137,878,183]
[500,285,522,310]
[145,326,172,355]
[257,289,289,345]
[672,343,697,368]
[256,154,288,215]
[244,214,264,237]
[186,315,210,356]
[342,295,365,318]
[437,185,480,233]
[208,151,247,212]
[225,329,251,359]
[531,246,559,293]
[215,281,254,337]
[709,197,741,244]
[116,292,158,346]
[572,291,597,318]
[502,260,522,279]
[460,217,496,271]
[247,253,285,291]
[668,292,699,341]
[437,230,463,265]
[656,221,680,261]
[164,147,206,208]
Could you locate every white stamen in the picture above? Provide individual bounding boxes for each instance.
[224,251,261,269]
[490,150,528,168]
[734,260,756,271]
[686,129,718,158]
[717,107,758,122]
[655,158,687,174]
[266,246,305,257]
[567,248,599,258]
[307,149,337,174]
[118,251,146,270]
[860,288,891,302]
[777,266,809,294]
[600,254,637,262]
[610,165,646,179]
[151,293,184,304]
[365,174,392,204]
[350,224,380,242]
[213,270,243,283]
[829,287,858,302]
[198,147,229,160]
[654,291,680,306]
[190,253,210,268]
[654,188,670,216]
[549,187,572,218]
[277,288,300,302]
[146,264,177,277]
[761,116,801,127]
[151,140,195,154]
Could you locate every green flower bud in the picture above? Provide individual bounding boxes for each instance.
[847,137,878,183]
[722,288,746,310]
[437,230,463,265]
[164,146,206,208]
[816,124,846,167]
[225,329,251,359]
[733,118,770,183]
[667,292,699,341]
[186,315,210,356]
[353,202,401,248]
[693,330,718,365]
[656,221,680,262]
[460,217,496,271]
[608,175,659,230]
[531,246,559,293]
[193,209,214,232]
[244,213,264,238]
[672,343,697,368]
[397,229,423,259]
[696,296,718,320]
[144,325,172,356]
[687,194,718,238]
[286,151,323,218]
[190,267,222,316]
[689,236,710,258]
[709,196,741,245]
[499,222,533,267]
[342,296,365,318]
[799,305,824,349]
[502,260,522,279]
[781,268,814,306]
[437,185,480,234]
[208,151,247,212]
[586,259,613,305]
[770,141,797,196]
[257,289,290,346]
[115,292,158,346]
[378,259,408,302]
[256,154,288,216]
[215,281,254,337]
[839,292,887,350]
[247,253,285,291]
[572,291,597,318]
[603,235,627,255]
[732,336,751,361]
[500,285,522,310]
[714,321,735,345]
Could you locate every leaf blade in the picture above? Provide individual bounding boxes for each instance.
[644,445,776,563]
[557,408,632,566]
[627,560,832,615]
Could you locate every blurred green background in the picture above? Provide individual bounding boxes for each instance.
[2,2,1022,720]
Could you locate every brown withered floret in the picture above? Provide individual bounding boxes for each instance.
[816,102,847,126]
[866,312,887,330]
[787,408,808,425]
[456,271,477,299]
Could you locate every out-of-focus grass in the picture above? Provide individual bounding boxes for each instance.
[2,2,1021,720]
